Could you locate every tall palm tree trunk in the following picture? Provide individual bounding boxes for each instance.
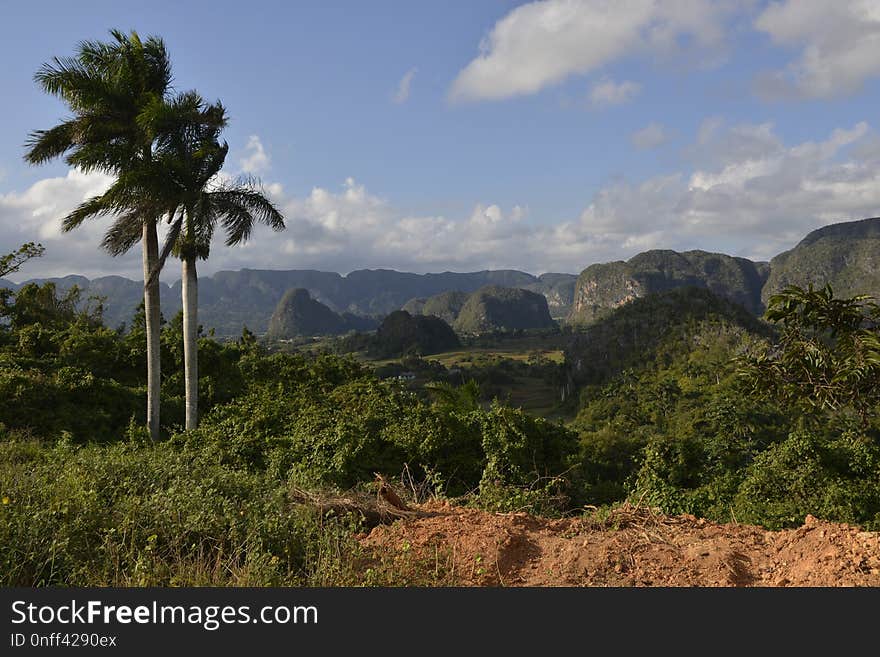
[142,222,161,441]
[182,255,199,430]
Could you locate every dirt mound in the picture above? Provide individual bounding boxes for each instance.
[361,503,880,586]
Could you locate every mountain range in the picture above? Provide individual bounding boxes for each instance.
[3,216,879,336]
[0,268,576,336]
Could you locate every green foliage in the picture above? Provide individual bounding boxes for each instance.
[424,379,482,413]
[734,431,880,530]
[0,242,45,279]
[185,360,576,498]
[739,284,880,424]
[2,282,82,330]
[0,437,363,586]
[8,260,880,588]
[566,287,772,388]
[477,403,574,489]
[567,285,880,530]
[0,285,258,440]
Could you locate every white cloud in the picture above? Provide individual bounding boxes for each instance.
[393,67,418,103]
[239,135,270,174]
[448,0,739,103]
[217,181,538,274]
[755,0,880,99]
[631,122,670,149]
[0,169,143,281]
[196,121,880,275]
[589,78,641,107]
[4,121,880,283]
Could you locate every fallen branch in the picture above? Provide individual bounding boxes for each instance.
[290,480,431,528]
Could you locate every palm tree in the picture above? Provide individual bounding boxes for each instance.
[146,96,285,429]
[24,30,175,440]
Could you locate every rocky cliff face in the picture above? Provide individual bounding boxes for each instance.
[568,250,768,325]
[762,217,880,304]
[523,273,578,318]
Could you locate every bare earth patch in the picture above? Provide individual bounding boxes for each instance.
[361,502,880,587]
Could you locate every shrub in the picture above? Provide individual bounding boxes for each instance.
[733,431,880,530]
[0,438,363,586]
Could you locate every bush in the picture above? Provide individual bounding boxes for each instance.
[733,431,880,530]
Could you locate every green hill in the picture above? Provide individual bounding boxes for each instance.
[402,290,469,325]
[373,310,461,357]
[568,249,768,325]
[453,285,557,334]
[5,268,571,336]
[266,288,371,339]
[762,217,880,304]
[565,286,771,387]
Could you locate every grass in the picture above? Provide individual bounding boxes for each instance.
[495,375,567,419]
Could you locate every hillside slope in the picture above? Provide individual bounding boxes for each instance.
[402,290,469,325]
[266,288,354,338]
[762,216,880,304]
[453,286,557,334]
[564,286,770,387]
[568,249,768,325]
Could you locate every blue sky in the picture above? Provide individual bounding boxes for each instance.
[3,0,880,281]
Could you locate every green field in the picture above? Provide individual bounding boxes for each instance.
[357,334,572,421]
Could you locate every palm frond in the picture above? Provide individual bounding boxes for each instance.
[211,182,285,246]
[100,211,144,256]
[23,121,76,165]
[62,177,160,232]
[62,195,117,232]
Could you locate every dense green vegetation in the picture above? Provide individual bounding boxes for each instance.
[569,287,880,530]
[4,252,880,587]
[0,276,576,585]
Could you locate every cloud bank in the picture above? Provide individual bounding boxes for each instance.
[4,121,880,283]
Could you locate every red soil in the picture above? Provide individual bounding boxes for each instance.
[361,502,880,586]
